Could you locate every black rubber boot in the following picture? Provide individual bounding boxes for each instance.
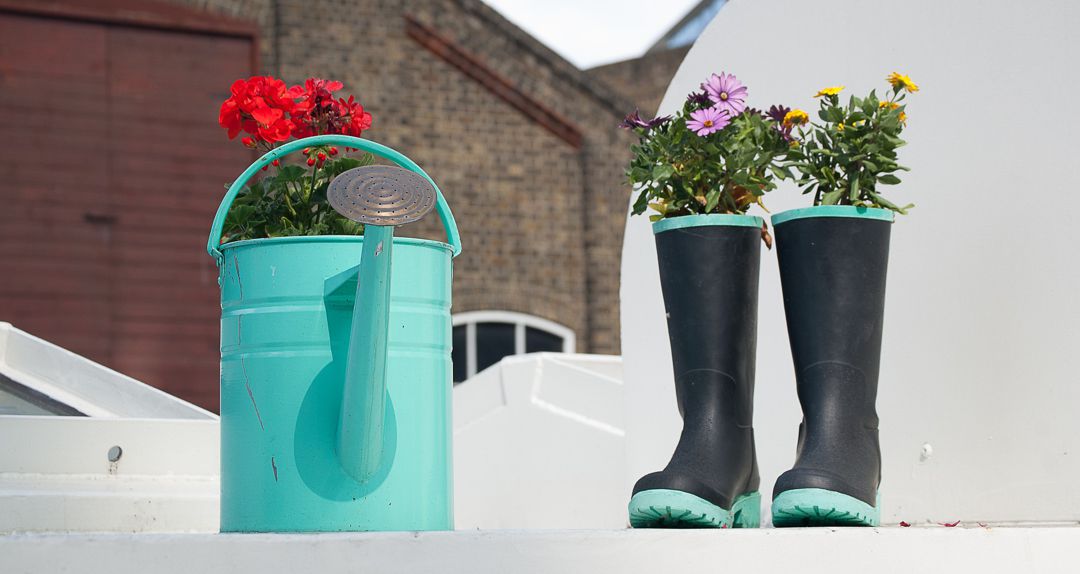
[770,208,892,527]
[629,219,762,529]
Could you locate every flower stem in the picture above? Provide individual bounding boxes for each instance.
[283,185,298,217]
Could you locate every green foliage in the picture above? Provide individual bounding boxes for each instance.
[784,85,914,214]
[222,148,375,243]
[626,100,790,222]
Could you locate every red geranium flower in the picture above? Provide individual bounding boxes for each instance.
[337,96,373,137]
[290,79,373,138]
[219,75,373,146]
[218,76,304,144]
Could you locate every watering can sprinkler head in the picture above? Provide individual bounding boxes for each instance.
[327,165,438,227]
[329,165,438,484]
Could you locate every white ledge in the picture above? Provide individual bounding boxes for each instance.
[2,526,1077,574]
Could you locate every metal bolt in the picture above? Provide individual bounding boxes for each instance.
[108,445,123,462]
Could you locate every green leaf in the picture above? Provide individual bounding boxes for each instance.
[632,189,649,215]
[821,189,844,205]
[629,166,649,181]
[878,174,902,185]
[704,188,721,212]
[651,164,675,180]
[276,165,306,182]
[327,154,375,177]
[862,96,877,115]
[868,191,909,214]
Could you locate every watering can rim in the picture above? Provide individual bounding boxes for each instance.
[218,234,454,254]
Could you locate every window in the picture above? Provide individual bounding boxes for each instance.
[451,311,576,383]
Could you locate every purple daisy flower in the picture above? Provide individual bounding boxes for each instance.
[766,104,795,142]
[686,91,712,107]
[619,109,671,130]
[766,105,790,123]
[702,72,748,117]
[686,106,730,136]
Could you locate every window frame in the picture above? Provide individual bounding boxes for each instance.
[452,311,576,381]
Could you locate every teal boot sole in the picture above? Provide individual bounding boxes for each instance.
[629,489,760,528]
[771,488,880,527]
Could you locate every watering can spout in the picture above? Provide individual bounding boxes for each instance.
[336,225,394,483]
[330,164,441,485]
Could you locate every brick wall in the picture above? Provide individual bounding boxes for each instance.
[171,0,636,353]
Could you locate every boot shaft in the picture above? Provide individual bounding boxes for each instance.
[654,223,761,425]
[774,214,891,400]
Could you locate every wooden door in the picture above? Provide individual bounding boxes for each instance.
[0,6,255,410]
[0,13,114,361]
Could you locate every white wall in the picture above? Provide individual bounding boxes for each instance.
[621,0,1080,523]
[454,354,627,529]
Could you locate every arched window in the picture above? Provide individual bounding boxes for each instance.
[451,311,576,383]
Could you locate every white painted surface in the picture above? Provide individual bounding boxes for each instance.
[3,527,1078,574]
[621,0,1080,524]
[0,415,220,534]
[453,354,626,529]
[0,324,219,533]
[0,323,214,419]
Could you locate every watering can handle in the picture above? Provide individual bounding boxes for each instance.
[206,135,462,261]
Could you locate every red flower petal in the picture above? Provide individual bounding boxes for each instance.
[251,106,283,126]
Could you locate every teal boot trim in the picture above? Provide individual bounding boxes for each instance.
[771,488,880,527]
[629,489,760,529]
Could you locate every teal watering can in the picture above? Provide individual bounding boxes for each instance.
[206,135,461,532]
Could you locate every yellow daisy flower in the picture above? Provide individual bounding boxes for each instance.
[814,85,845,98]
[783,109,809,127]
[879,100,906,124]
[887,72,919,93]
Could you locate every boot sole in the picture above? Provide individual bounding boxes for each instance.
[771,488,880,527]
[629,489,760,528]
